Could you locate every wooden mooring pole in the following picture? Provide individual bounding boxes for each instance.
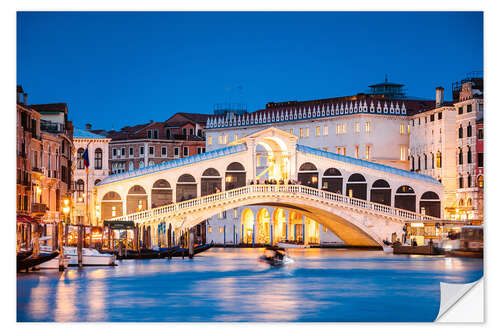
[58,221,65,271]
[77,225,83,268]
[188,228,194,259]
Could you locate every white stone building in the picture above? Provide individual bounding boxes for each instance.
[72,128,111,225]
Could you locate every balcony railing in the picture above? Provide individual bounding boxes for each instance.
[31,202,47,214]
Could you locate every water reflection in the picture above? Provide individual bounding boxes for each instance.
[17,248,483,322]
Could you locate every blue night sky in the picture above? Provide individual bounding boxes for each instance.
[17,11,483,131]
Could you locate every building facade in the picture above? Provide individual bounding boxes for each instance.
[72,128,111,225]
[93,113,209,175]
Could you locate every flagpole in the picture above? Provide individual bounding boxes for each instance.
[86,142,90,227]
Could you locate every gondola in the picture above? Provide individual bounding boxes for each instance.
[101,246,181,260]
[17,251,59,272]
[171,242,214,257]
[258,247,294,267]
[17,250,33,262]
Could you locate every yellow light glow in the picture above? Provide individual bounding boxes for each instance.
[62,206,70,214]
[225,175,232,182]
[63,199,69,206]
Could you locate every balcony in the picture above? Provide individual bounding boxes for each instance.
[31,202,47,214]
[40,120,65,134]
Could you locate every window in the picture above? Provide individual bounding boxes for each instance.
[437,152,442,168]
[417,155,421,170]
[208,226,213,233]
[129,147,134,156]
[224,135,228,144]
[161,147,167,156]
[477,153,483,167]
[459,176,464,188]
[400,146,406,161]
[95,148,102,170]
[438,112,442,120]
[458,125,463,138]
[467,104,472,113]
[289,129,293,135]
[336,124,341,135]
[365,122,371,133]
[77,148,85,169]
[458,106,463,114]
[197,147,205,154]
[467,123,472,137]
[342,147,346,156]
[477,129,483,139]
[233,208,238,219]
[300,128,304,138]
[183,146,189,156]
[315,126,321,136]
[189,128,194,136]
[323,125,328,136]
[183,128,187,136]
[129,161,134,171]
[407,124,411,134]
[149,146,154,156]
[467,146,472,164]
[336,147,342,154]
[154,129,159,139]
[208,136,212,145]
[121,147,125,156]
[431,153,435,169]
[219,227,223,233]
[218,136,223,144]
[234,134,238,141]
[174,147,180,157]
[478,175,484,188]
[140,146,145,156]
[467,174,472,188]
[355,145,359,159]
[342,123,346,134]
[458,148,463,165]
[76,179,84,196]
[400,124,405,134]
[355,122,360,133]
[166,129,171,139]
[365,145,371,159]
[430,114,435,122]
[147,130,152,139]
[305,128,309,137]
[424,154,428,170]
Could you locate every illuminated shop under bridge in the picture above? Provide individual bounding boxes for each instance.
[95,128,443,247]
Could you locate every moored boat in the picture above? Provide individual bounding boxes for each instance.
[40,245,116,266]
[17,251,59,272]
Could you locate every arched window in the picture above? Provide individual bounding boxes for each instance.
[467,173,472,188]
[77,148,84,169]
[467,146,472,164]
[458,125,463,138]
[129,161,134,171]
[417,155,421,170]
[467,198,473,207]
[76,179,84,197]
[139,160,144,168]
[431,153,435,169]
[94,179,101,186]
[467,122,472,137]
[459,175,464,188]
[424,154,427,170]
[459,198,464,207]
[437,151,442,168]
[478,175,484,188]
[458,148,463,165]
[149,161,155,166]
[94,148,102,169]
[411,156,415,171]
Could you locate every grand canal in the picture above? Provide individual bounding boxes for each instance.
[17,248,483,322]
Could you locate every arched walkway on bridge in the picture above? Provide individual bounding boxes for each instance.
[101,191,122,220]
[127,185,147,214]
[395,185,416,212]
[241,208,254,244]
[201,168,222,196]
[346,173,367,200]
[225,162,246,190]
[298,162,318,188]
[272,208,287,243]
[321,168,343,193]
[177,174,197,202]
[256,208,270,244]
[370,179,391,206]
[419,191,441,217]
[151,179,172,208]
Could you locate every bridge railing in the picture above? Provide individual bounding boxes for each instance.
[110,184,432,223]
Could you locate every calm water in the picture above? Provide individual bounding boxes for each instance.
[17,248,483,322]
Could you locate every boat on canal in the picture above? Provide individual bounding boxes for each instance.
[435,225,483,258]
[40,245,116,266]
[171,242,214,257]
[259,247,294,267]
[17,251,60,272]
[276,241,310,249]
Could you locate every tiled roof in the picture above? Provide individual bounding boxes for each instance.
[73,128,108,140]
[29,103,68,113]
[296,144,441,185]
[98,143,247,186]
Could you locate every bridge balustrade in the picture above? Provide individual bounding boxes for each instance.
[110,185,433,224]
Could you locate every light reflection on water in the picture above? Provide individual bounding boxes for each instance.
[17,248,483,322]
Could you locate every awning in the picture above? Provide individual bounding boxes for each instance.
[17,215,38,224]
[103,220,135,230]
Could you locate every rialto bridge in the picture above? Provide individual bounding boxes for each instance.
[95,128,443,247]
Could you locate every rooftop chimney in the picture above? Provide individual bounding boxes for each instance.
[436,87,444,107]
[23,93,28,105]
[150,120,154,124]
[85,123,92,130]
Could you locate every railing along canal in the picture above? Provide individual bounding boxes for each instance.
[110,185,432,223]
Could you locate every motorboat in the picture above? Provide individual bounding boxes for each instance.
[382,240,394,253]
[41,245,116,266]
[171,242,214,257]
[276,241,310,249]
[38,255,71,269]
[258,248,294,267]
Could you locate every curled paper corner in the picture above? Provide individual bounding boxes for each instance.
[435,278,484,322]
